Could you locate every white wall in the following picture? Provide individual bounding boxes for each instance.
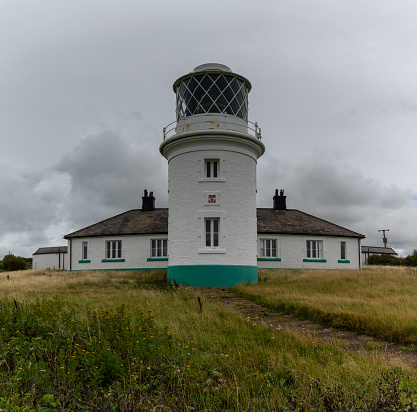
[68,235,168,271]
[33,253,68,270]
[257,234,362,270]
[168,147,257,266]
[161,131,264,269]
[65,233,362,271]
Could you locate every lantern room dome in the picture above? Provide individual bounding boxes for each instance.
[193,63,232,73]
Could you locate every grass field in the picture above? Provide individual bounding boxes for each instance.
[235,266,417,346]
[0,268,417,411]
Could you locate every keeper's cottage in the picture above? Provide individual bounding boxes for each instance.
[63,64,365,285]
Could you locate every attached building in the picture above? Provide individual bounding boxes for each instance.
[64,191,364,275]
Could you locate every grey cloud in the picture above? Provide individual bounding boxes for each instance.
[257,153,417,255]
[55,131,168,229]
[0,163,69,258]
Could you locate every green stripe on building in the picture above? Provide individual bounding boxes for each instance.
[168,265,258,287]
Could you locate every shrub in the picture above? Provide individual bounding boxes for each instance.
[367,254,392,266]
[404,250,417,267]
[1,254,28,271]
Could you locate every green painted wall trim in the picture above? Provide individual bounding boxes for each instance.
[168,265,258,287]
[303,259,327,263]
[78,260,91,263]
[147,257,169,261]
[338,260,351,263]
[70,268,167,272]
[257,258,281,261]
[101,259,126,263]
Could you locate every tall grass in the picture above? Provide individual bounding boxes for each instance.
[1,269,417,410]
[235,267,417,345]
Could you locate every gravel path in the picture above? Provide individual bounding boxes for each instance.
[198,287,417,370]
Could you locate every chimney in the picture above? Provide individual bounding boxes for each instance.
[142,189,155,211]
[273,189,286,210]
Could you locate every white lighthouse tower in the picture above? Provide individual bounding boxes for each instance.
[160,63,265,286]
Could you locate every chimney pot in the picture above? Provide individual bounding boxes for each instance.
[142,189,155,211]
[273,189,287,210]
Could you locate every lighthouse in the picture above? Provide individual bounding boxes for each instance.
[160,63,265,286]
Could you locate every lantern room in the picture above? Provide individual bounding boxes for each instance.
[173,63,251,121]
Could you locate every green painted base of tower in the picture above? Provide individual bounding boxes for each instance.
[168,265,258,287]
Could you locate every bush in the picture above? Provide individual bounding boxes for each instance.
[1,254,28,271]
[404,250,417,267]
[367,254,396,266]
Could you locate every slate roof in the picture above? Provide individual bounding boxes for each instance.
[361,246,397,255]
[64,208,364,239]
[257,209,365,238]
[64,209,169,239]
[33,246,68,255]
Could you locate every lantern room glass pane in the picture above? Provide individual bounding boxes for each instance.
[176,72,249,121]
[216,74,228,90]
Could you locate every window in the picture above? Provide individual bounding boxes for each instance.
[151,239,168,257]
[106,240,122,259]
[205,218,219,248]
[341,241,347,260]
[259,239,277,258]
[306,240,323,259]
[82,242,88,260]
[205,159,219,178]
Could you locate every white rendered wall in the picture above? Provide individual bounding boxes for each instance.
[164,133,263,268]
[33,253,68,270]
[68,235,168,271]
[257,235,361,270]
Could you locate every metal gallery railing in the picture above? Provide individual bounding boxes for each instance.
[163,119,262,141]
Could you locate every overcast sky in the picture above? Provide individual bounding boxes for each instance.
[2,0,417,259]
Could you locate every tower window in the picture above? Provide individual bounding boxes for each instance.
[205,159,219,178]
[205,218,219,248]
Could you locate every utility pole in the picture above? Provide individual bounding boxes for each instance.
[378,229,389,248]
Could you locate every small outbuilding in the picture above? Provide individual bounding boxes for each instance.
[32,246,68,270]
[361,246,398,265]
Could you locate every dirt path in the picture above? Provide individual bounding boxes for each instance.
[198,287,417,370]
